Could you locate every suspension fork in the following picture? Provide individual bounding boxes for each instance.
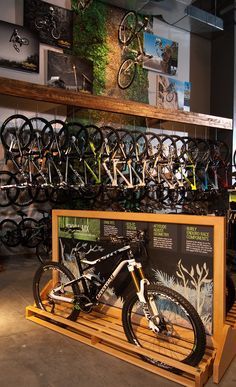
[128,262,160,329]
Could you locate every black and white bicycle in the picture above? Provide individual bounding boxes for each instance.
[33,229,206,369]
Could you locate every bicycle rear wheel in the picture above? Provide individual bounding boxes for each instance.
[0,219,20,247]
[1,114,33,152]
[19,218,42,248]
[122,284,206,368]
[117,59,136,89]
[33,261,80,320]
[118,11,138,45]
[0,171,19,207]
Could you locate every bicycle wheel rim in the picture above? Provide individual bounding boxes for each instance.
[1,114,33,152]
[0,219,20,247]
[33,262,80,320]
[122,284,206,368]
[19,218,42,248]
[118,11,138,45]
[118,59,136,89]
[0,171,19,207]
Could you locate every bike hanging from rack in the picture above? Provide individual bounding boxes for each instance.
[117,11,153,89]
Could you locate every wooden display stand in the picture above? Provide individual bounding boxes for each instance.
[26,210,236,386]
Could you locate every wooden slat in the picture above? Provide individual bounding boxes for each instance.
[26,304,215,387]
[0,77,232,130]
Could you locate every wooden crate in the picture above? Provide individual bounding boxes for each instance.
[26,304,216,387]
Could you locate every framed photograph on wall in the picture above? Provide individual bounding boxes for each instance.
[143,32,178,76]
[156,74,191,111]
[0,20,39,73]
[47,51,93,93]
[24,0,73,49]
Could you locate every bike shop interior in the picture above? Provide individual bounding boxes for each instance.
[0,1,236,387]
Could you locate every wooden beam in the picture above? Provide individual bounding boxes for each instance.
[0,77,232,130]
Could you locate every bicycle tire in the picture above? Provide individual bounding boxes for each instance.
[84,124,103,155]
[12,172,34,207]
[36,240,52,264]
[19,218,43,248]
[0,171,19,207]
[48,120,69,152]
[28,173,49,203]
[132,130,148,158]
[66,122,88,157]
[117,59,137,89]
[100,125,120,157]
[33,261,80,320]
[27,116,53,152]
[122,284,206,368]
[0,219,21,247]
[35,17,45,30]
[51,27,60,40]
[118,11,138,45]
[22,38,29,45]
[1,114,33,152]
[116,128,135,159]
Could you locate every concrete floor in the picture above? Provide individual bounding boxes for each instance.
[0,255,236,387]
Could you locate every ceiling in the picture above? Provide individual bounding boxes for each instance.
[100,0,224,39]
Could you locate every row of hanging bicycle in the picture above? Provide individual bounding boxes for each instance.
[0,114,235,211]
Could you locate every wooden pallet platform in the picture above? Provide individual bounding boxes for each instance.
[26,304,216,387]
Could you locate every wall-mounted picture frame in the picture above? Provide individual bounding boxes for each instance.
[0,20,39,73]
[143,32,178,76]
[47,51,93,93]
[24,0,73,49]
[156,74,191,111]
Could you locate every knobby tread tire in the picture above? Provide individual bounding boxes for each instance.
[122,284,206,368]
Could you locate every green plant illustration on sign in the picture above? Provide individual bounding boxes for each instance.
[73,1,109,95]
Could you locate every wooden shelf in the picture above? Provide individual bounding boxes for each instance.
[0,76,232,130]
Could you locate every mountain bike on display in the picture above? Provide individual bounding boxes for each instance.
[9,29,29,52]
[34,6,61,40]
[117,11,153,89]
[33,228,206,370]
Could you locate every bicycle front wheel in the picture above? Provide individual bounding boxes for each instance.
[122,284,206,368]
[117,59,136,89]
[33,261,80,320]
[118,11,137,45]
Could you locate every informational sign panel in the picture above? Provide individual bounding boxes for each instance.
[58,215,214,335]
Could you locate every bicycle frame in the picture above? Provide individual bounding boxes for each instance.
[49,244,147,304]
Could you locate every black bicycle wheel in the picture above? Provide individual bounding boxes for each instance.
[132,130,148,159]
[84,124,103,155]
[33,261,80,320]
[35,16,44,30]
[36,240,52,264]
[66,122,87,157]
[48,120,69,152]
[29,173,49,203]
[122,284,206,368]
[26,116,53,153]
[116,129,135,159]
[118,11,138,45]
[100,126,119,157]
[0,171,19,207]
[51,27,61,40]
[182,137,199,163]
[22,38,29,45]
[117,59,137,89]
[0,219,21,247]
[12,172,34,207]
[226,271,235,314]
[19,218,43,248]
[1,114,33,151]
